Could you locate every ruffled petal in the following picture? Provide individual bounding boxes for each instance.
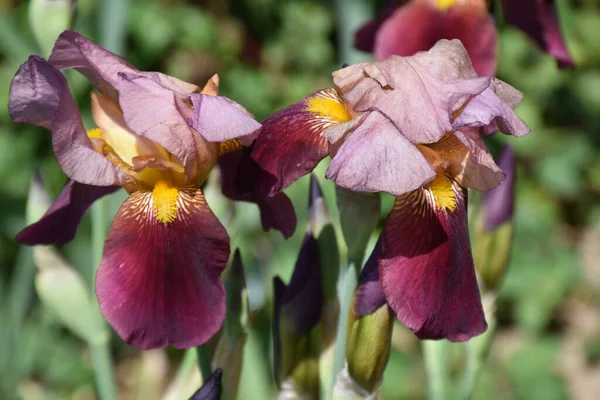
[379,180,486,341]
[16,180,119,246]
[501,0,574,68]
[251,88,352,196]
[115,72,217,180]
[9,56,124,186]
[371,2,497,76]
[326,111,436,196]
[49,30,198,97]
[333,39,491,144]
[218,148,297,238]
[96,187,229,349]
[188,94,262,144]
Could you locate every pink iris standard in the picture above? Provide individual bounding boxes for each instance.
[9,31,295,349]
[251,39,530,341]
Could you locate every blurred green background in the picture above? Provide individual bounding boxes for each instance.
[1,0,599,399]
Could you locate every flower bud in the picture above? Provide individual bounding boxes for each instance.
[335,241,393,397]
[211,250,249,400]
[189,368,223,400]
[29,0,76,57]
[475,146,516,291]
[273,234,323,398]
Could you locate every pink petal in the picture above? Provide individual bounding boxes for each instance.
[189,94,262,144]
[502,0,574,68]
[116,72,214,180]
[251,88,349,195]
[379,182,486,341]
[326,111,436,196]
[96,187,229,349]
[452,128,505,191]
[333,39,492,144]
[9,56,124,186]
[17,180,119,246]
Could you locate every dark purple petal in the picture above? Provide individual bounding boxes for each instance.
[325,111,436,196]
[354,0,410,52]
[277,234,323,336]
[354,239,386,317]
[189,369,223,400]
[17,180,119,246]
[482,146,516,231]
[369,2,497,76]
[501,0,574,68]
[9,56,125,186]
[379,181,486,342]
[251,88,351,196]
[218,148,297,238]
[189,94,262,144]
[96,188,229,349]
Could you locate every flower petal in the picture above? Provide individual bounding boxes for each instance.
[354,239,386,317]
[16,180,119,246]
[188,94,262,144]
[370,2,497,76]
[251,88,351,196]
[451,128,505,191]
[354,0,409,53]
[49,30,198,97]
[218,148,297,238]
[116,72,217,180]
[326,111,436,196]
[482,145,516,231]
[379,182,486,341]
[333,39,491,144]
[501,0,574,68]
[96,187,229,349]
[453,83,530,137]
[9,56,124,186]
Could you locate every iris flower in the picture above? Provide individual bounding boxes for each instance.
[355,0,573,77]
[9,30,293,349]
[252,39,530,340]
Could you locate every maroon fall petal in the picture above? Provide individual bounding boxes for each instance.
[251,88,348,196]
[9,56,125,186]
[371,2,497,76]
[379,183,486,341]
[501,0,574,68]
[16,180,119,247]
[96,188,230,349]
[354,0,410,52]
[218,148,297,238]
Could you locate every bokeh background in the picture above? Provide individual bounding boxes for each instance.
[1,0,600,399]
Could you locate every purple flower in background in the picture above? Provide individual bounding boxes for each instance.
[8,30,292,349]
[355,0,573,76]
[252,40,530,341]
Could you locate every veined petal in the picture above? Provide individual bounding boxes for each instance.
[16,180,119,246]
[251,88,352,196]
[333,40,492,144]
[370,1,497,76]
[49,30,199,97]
[452,128,505,191]
[96,187,229,349]
[326,111,436,196]
[116,72,217,180]
[189,94,262,145]
[9,56,124,186]
[218,148,297,238]
[501,0,574,68]
[379,178,486,341]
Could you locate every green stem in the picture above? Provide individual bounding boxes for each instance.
[196,344,213,382]
[423,340,449,400]
[330,260,360,398]
[90,337,117,400]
